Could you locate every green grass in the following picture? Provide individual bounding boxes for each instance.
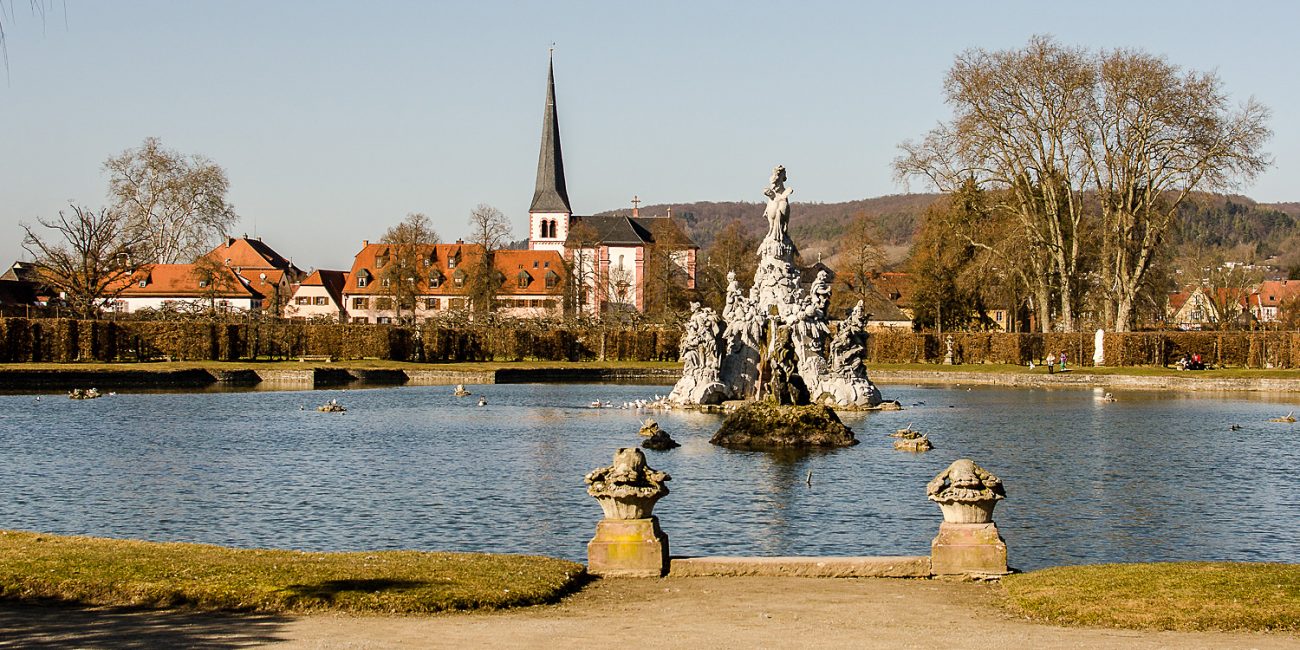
[0,530,587,614]
[1003,562,1300,632]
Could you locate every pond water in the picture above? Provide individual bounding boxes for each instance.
[1,382,1297,571]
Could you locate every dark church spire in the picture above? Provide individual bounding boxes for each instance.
[529,52,572,214]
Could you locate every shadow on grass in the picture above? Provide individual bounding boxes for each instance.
[0,603,288,649]
[281,578,432,604]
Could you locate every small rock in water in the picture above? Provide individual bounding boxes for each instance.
[641,422,681,451]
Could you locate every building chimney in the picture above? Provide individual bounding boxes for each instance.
[363,239,369,246]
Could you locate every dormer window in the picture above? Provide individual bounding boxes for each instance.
[356,269,371,288]
[382,278,391,287]
[517,270,532,289]
[533,261,539,269]
[198,280,208,288]
[448,253,459,269]
[545,270,560,289]
[429,271,444,288]
[138,279,147,288]
[453,269,466,288]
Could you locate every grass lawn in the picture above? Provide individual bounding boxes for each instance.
[1003,562,1300,632]
[870,362,1300,379]
[0,530,586,614]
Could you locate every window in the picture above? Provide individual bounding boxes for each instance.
[376,255,388,269]
[545,270,560,289]
[533,261,539,269]
[425,297,439,310]
[351,316,369,324]
[314,296,327,306]
[357,276,368,288]
[198,280,208,288]
[543,261,549,268]
[381,278,391,287]
[296,297,310,305]
[138,280,147,288]
[448,253,459,269]
[352,297,369,310]
[429,272,443,288]
[454,270,466,287]
[517,270,532,289]
[376,316,392,324]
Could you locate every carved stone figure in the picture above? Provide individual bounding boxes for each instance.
[927,459,1005,524]
[943,335,955,365]
[585,448,672,577]
[758,165,795,261]
[585,447,671,520]
[669,166,889,410]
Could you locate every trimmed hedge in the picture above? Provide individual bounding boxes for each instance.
[0,317,1297,368]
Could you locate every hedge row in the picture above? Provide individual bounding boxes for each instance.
[1,317,1297,368]
[0,318,681,364]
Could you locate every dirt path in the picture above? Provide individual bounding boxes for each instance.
[5,576,1290,649]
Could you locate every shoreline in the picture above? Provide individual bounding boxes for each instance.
[1,362,1299,393]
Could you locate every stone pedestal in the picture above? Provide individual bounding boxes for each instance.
[930,522,1008,576]
[587,517,669,577]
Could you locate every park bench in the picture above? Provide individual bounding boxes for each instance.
[296,354,335,363]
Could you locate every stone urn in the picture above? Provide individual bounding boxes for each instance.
[584,448,672,577]
[926,459,1005,523]
[927,459,1009,576]
[585,447,670,519]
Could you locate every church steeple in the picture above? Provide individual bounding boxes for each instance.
[529,53,572,214]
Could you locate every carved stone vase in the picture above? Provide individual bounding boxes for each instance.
[584,448,671,577]
[926,459,1009,576]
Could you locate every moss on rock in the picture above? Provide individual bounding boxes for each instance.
[710,401,857,450]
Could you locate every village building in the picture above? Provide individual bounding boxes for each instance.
[525,56,697,315]
[284,269,349,321]
[1248,279,1300,323]
[107,263,264,314]
[203,237,305,314]
[340,241,564,323]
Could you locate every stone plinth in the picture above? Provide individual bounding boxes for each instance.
[930,522,1008,576]
[587,517,669,578]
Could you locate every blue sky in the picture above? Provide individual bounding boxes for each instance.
[2,1,1297,271]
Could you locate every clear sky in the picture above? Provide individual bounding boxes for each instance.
[2,1,1297,271]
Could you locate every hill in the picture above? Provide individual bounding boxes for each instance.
[597,192,1300,272]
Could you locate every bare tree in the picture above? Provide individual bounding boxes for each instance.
[190,254,241,316]
[642,218,695,318]
[833,211,889,311]
[466,204,512,312]
[105,137,239,264]
[563,219,602,316]
[697,219,758,311]
[20,204,147,319]
[379,212,441,323]
[897,36,1098,332]
[1085,49,1271,330]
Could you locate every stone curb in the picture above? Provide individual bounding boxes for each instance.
[667,556,931,578]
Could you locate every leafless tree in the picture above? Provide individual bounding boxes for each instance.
[466,204,512,312]
[190,254,241,316]
[379,212,440,323]
[105,137,239,264]
[1085,49,1271,330]
[833,211,889,310]
[20,204,147,319]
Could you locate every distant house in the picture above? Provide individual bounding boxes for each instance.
[203,237,303,314]
[1167,286,1257,330]
[285,270,349,321]
[107,264,263,314]
[0,262,57,307]
[1248,279,1300,323]
[342,241,565,323]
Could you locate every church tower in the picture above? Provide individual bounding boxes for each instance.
[528,53,572,252]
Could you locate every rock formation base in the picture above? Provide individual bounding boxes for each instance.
[710,401,857,450]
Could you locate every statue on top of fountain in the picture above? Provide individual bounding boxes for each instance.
[668,166,886,410]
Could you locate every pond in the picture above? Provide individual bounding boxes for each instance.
[1,382,1297,571]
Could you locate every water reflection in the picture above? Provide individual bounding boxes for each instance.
[0,383,1296,570]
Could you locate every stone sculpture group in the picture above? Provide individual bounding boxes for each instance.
[669,166,884,409]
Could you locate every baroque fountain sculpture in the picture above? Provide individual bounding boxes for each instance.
[668,165,886,409]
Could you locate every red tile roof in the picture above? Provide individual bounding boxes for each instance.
[344,243,564,296]
[203,237,302,278]
[299,269,349,305]
[112,264,261,299]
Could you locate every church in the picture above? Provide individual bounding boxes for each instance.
[526,56,697,315]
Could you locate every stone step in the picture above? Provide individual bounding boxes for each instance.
[668,555,931,578]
